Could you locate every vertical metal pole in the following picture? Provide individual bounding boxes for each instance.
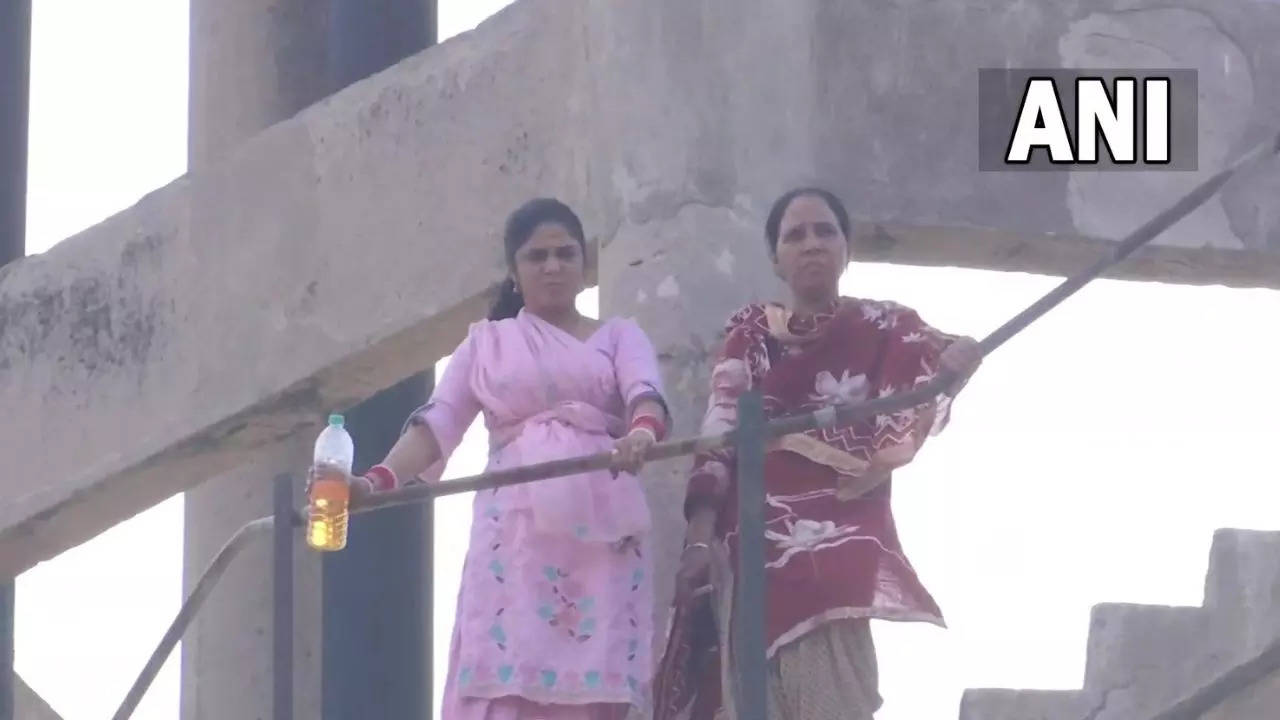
[0,584,12,720]
[424,471,434,717]
[735,391,768,720]
[420,9,436,715]
[323,380,432,720]
[273,474,295,720]
[0,0,30,266]
[0,4,32,719]
[320,3,436,718]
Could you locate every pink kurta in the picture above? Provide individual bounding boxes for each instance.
[414,309,666,720]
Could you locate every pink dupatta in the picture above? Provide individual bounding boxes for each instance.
[415,309,657,544]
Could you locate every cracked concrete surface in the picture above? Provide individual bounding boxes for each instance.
[1062,7,1256,251]
[1081,682,1131,720]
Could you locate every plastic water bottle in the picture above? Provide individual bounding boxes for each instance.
[306,414,355,552]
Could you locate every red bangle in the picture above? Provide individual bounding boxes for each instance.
[631,414,666,441]
[364,464,398,492]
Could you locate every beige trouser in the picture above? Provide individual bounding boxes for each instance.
[708,545,881,720]
[763,619,882,720]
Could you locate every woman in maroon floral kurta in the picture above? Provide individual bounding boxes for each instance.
[653,188,984,720]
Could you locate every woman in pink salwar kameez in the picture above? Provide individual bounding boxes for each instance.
[349,198,671,720]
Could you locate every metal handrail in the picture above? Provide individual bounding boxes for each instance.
[110,515,283,720]
[108,380,942,720]
[110,130,1280,720]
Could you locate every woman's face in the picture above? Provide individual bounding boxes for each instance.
[772,194,849,300]
[512,221,586,313]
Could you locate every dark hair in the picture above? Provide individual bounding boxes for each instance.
[487,198,588,321]
[763,186,852,256]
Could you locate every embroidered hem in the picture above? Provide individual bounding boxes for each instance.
[457,682,649,714]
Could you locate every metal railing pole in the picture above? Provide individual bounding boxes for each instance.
[351,378,953,513]
[735,391,769,720]
[424,497,434,717]
[0,583,12,720]
[110,516,279,720]
[273,474,296,720]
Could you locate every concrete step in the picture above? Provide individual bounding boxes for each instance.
[1082,604,1229,719]
[14,673,63,720]
[959,528,1280,720]
[1203,529,1280,656]
[958,689,1095,720]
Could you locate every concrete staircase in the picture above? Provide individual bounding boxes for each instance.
[959,529,1280,720]
[12,673,63,720]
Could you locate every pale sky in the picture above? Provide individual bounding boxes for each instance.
[14,3,1280,720]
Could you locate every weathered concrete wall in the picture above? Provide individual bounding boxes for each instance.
[0,0,593,577]
[580,0,1280,288]
[3,0,1280,578]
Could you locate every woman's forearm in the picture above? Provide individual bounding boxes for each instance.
[377,422,444,485]
[628,397,669,442]
[685,505,718,545]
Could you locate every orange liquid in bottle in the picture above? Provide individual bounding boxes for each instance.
[306,464,350,551]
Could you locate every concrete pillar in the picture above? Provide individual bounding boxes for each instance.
[188,0,330,167]
[599,209,786,662]
[183,2,437,719]
[182,3,331,719]
[0,2,31,719]
[589,0,804,661]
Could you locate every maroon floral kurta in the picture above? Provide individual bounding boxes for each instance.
[654,297,965,720]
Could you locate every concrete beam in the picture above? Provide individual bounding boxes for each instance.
[3,0,1280,577]
[182,3,333,718]
[848,222,1280,289]
[0,0,595,577]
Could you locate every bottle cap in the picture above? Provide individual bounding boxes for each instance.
[328,413,344,427]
